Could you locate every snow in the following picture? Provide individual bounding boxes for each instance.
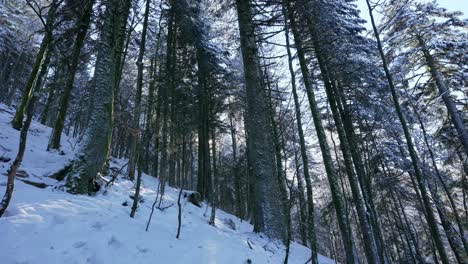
[0,103,336,264]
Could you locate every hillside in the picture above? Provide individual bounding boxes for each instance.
[0,104,336,264]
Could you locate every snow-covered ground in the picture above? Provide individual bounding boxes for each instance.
[0,103,336,264]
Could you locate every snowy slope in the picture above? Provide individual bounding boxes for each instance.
[0,103,336,264]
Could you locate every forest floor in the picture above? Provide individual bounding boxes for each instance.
[0,103,336,264]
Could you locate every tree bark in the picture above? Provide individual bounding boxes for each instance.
[66,0,132,194]
[12,0,60,130]
[281,2,318,261]
[365,1,450,262]
[234,0,286,241]
[0,63,42,216]
[128,0,151,180]
[287,1,356,261]
[48,0,95,150]
[416,34,468,156]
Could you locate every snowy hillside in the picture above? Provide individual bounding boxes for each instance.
[0,104,336,264]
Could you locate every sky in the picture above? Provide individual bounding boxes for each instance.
[356,0,468,27]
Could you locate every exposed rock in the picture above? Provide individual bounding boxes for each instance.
[184,191,202,207]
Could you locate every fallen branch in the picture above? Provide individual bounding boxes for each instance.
[105,162,128,187]
[157,203,174,211]
[16,178,48,189]
[247,239,254,250]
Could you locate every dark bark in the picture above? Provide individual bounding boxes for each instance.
[416,34,468,156]
[66,0,132,194]
[0,64,42,216]
[287,1,356,261]
[235,0,286,241]
[128,0,151,180]
[48,0,95,150]
[365,1,450,262]
[281,1,318,261]
[12,0,60,130]
[209,127,217,226]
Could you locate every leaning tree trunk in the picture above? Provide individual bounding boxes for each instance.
[281,2,318,261]
[334,81,387,263]
[235,0,286,241]
[12,0,60,130]
[365,1,450,263]
[66,0,131,194]
[287,1,356,262]
[416,34,468,156]
[319,66,381,264]
[48,0,95,150]
[0,66,43,216]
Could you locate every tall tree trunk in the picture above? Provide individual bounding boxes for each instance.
[66,0,132,194]
[263,63,290,246]
[281,2,318,261]
[229,111,243,218]
[293,147,308,246]
[128,0,151,180]
[40,65,59,125]
[333,81,387,263]
[209,126,217,226]
[287,1,356,261]
[196,46,212,200]
[159,6,176,196]
[412,103,468,256]
[321,78,381,264]
[234,0,286,241]
[12,0,60,130]
[48,0,95,150]
[365,1,450,263]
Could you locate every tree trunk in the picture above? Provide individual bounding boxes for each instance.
[66,0,132,194]
[416,34,468,156]
[128,0,151,180]
[48,0,95,150]
[235,0,286,241]
[229,111,243,218]
[0,63,42,216]
[209,127,217,226]
[287,1,356,261]
[281,2,318,261]
[365,1,450,263]
[159,5,176,196]
[12,0,60,130]
[196,45,212,200]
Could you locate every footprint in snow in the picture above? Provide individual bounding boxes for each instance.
[91,221,103,231]
[137,246,150,254]
[53,215,66,225]
[108,235,122,248]
[73,241,87,248]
